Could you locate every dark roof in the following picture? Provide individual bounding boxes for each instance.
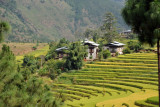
[104,41,125,47]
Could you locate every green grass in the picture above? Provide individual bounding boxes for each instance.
[146,96,159,105]
[135,96,159,107]
[135,100,158,107]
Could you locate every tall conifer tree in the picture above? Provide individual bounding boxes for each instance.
[122,0,160,103]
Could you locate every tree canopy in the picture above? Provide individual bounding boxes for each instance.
[65,42,87,70]
[122,0,160,46]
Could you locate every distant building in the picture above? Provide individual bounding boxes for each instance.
[83,39,99,60]
[120,30,132,35]
[103,41,125,55]
[55,47,68,60]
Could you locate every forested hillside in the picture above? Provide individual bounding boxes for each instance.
[0,0,125,42]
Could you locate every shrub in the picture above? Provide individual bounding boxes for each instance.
[89,55,93,59]
[103,49,111,59]
[98,51,103,61]
[123,48,131,54]
[38,67,48,76]
[32,46,37,50]
[80,103,85,107]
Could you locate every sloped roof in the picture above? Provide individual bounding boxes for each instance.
[83,39,99,46]
[105,41,125,47]
[55,47,68,52]
[121,30,132,33]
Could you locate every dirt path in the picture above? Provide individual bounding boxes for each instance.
[96,89,158,107]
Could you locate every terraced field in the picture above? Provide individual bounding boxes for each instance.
[54,53,158,107]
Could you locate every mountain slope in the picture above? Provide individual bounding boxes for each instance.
[0,0,126,42]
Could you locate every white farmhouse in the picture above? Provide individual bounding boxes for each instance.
[103,41,125,55]
[83,39,99,60]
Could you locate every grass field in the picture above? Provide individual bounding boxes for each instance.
[0,43,48,55]
[52,53,158,107]
[14,43,49,63]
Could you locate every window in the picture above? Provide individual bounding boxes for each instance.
[89,48,94,53]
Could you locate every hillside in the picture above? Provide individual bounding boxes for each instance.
[0,0,126,42]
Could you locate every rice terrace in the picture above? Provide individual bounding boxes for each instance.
[53,53,159,107]
[0,0,160,107]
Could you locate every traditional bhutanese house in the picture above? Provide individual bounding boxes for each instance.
[55,47,68,60]
[103,41,125,55]
[83,39,99,60]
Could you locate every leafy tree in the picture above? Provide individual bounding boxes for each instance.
[65,42,87,70]
[122,0,160,102]
[101,12,119,42]
[46,38,69,60]
[127,41,143,52]
[103,49,111,59]
[0,21,11,43]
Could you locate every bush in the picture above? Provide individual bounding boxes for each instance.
[45,59,65,79]
[32,46,37,50]
[103,49,111,59]
[38,67,48,76]
[98,52,103,61]
[123,48,131,54]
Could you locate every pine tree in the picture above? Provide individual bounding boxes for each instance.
[0,21,61,107]
[122,0,160,104]
[0,21,11,43]
[101,12,119,43]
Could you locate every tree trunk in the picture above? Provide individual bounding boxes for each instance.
[157,40,160,106]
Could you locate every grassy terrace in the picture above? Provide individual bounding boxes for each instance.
[135,96,159,107]
[54,53,158,107]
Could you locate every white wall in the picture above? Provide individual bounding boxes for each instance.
[103,46,124,55]
[86,47,98,60]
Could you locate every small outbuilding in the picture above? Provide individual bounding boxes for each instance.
[83,39,99,60]
[55,47,68,60]
[103,41,125,55]
[120,30,132,35]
